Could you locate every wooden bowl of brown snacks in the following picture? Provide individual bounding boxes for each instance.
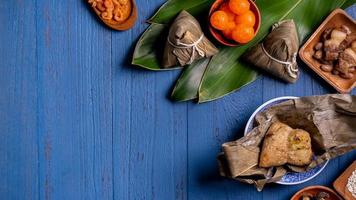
[291,185,343,200]
[299,9,356,93]
[88,0,137,31]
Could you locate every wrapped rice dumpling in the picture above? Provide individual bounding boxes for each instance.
[244,20,299,83]
[162,10,218,68]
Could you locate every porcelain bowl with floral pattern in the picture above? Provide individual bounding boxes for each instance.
[244,96,329,185]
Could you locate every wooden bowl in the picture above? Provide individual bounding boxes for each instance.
[291,186,343,200]
[208,0,261,47]
[299,9,356,93]
[90,0,137,31]
[333,161,356,200]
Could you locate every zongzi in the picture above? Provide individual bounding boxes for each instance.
[259,122,313,168]
[162,10,218,68]
[259,122,290,168]
[243,20,299,83]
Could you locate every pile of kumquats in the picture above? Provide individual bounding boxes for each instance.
[210,0,256,43]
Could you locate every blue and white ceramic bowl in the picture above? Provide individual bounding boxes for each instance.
[244,96,329,185]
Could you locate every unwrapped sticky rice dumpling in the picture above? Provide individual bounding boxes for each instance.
[244,20,300,83]
[162,10,219,68]
[259,122,313,168]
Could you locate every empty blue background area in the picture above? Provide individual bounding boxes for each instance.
[0,1,355,199]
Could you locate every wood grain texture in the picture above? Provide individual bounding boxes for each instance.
[334,161,356,200]
[0,1,355,200]
[0,1,38,199]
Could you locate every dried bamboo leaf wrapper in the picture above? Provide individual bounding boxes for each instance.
[162,10,218,68]
[244,20,299,83]
[218,94,356,191]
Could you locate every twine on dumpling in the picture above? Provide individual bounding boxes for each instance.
[261,43,298,79]
[168,34,205,65]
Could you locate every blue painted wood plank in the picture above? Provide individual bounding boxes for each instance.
[0,0,39,199]
[35,0,114,199]
[185,78,263,199]
[111,0,189,199]
[0,1,355,200]
[111,20,133,200]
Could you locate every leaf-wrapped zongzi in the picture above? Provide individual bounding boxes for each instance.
[244,20,299,83]
[162,10,218,68]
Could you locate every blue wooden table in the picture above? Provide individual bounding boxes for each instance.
[0,1,355,199]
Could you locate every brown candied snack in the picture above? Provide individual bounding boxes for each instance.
[301,194,312,200]
[336,48,356,77]
[314,42,323,50]
[324,51,339,61]
[88,0,132,23]
[332,69,340,75]
[316,191,330,200]
[339,72,354,79]
[320,59,333,65]
[339,34,356,51]
[341,25,352,35]
[300,191,330,200]
[314,50,323,60]
[321,28,332,41]
[321,29,346,62]
[320,64,333,72]
[352,41,356,51]
[312,25,356,79]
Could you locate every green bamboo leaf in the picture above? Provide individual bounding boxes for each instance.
[133,0,354,99]
[197,0,351,103]
[342,0,356,9]
[171,58,210,101]
[173,0,296,102]
[131,23,181,71]
[132,0,216,71]
[149,0,215,24]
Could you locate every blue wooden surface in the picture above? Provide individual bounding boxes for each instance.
[0,1,355,199]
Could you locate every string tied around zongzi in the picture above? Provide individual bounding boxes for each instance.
[168,34,205,65]
[261,43,298,79]
[162,10,218,68]
[243,20,300,83]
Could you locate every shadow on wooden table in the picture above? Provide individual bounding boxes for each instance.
[192,125,258,195]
